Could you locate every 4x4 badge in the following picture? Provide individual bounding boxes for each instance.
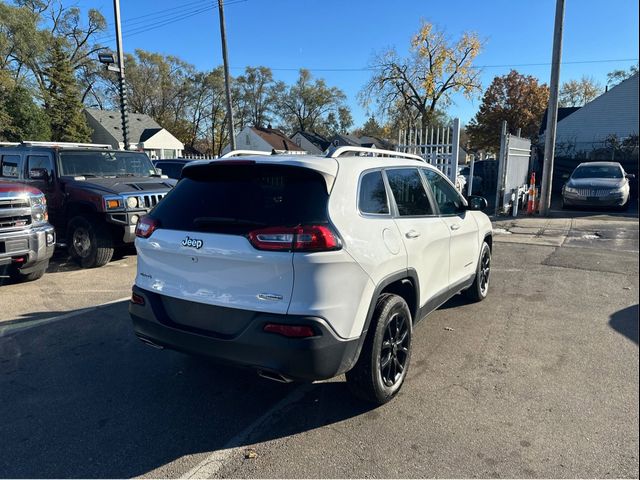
[182,236,203,249]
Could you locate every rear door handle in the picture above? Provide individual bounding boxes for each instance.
[405,230,421,239]
[450,224,461,231]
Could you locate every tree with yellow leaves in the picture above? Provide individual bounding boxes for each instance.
[360,20,483,136]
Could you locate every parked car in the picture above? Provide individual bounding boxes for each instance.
[562,161,634,209]
[152,159,193,180]
[0,141,175,268]
[129,147,492,404]
[0,181,55,282]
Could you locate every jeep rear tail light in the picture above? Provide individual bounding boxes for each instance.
[247,225,341,252]
[135,216,159,238]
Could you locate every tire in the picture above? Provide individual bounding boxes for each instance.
[463,241,491,302]
[346,293,412,405]
[11,261,49,282]
[67,216,114,268]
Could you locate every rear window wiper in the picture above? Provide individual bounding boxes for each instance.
[193,217,267,227]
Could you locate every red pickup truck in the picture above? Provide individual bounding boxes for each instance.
[0,181,55,282]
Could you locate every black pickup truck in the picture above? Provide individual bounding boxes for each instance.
[0,142,175,268]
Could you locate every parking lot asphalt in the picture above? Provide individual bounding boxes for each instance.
[0,211,638,478]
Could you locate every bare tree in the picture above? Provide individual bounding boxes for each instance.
[360,20,483,139]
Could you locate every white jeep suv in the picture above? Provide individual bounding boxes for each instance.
[129,147,493,404]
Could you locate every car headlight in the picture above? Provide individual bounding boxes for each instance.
[565,186,578,194]
[30,194,48,224]
[608,187,624,195]
[126,196,139,209]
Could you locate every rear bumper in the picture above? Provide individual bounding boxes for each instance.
[0,224,55,269]
[129,286,360,381]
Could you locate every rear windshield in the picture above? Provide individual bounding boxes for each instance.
[572,165,623,179]
[150,164,329,234]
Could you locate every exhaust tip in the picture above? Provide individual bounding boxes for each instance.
[257,369,294,384]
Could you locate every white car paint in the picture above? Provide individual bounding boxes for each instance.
[134,151,493,342]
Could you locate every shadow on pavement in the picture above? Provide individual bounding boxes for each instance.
[0,246,136,286]
[0,301,374,478]
[609,304,639,346]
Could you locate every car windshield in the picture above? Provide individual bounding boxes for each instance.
[59,151,157,177]
[572,165,623,179]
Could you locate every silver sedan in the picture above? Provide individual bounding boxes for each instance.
[562,162,635,209]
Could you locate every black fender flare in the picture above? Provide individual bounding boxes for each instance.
[342,269,420,373]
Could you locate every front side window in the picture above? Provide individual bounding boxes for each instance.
[386,168,433,216]
[27,155,54,178]
[1,154,21,178]
[423,169,463,215]
[58,151,157,177]
[359,170,389,215]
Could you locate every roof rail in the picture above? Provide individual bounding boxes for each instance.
[0,142,20,147]
[220,150,273,158]
[20,141,112,149]
[327,146,424,162]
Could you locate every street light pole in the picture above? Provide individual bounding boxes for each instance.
[217,0,236,150]
[113,0,130,150]
[539,0,565,216]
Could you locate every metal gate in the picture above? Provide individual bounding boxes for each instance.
[397,118,461,185]
[494,121,532,215]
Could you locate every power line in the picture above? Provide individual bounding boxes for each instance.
[230,58,638,73]
[104,0,211,28]
[97,0,247,43]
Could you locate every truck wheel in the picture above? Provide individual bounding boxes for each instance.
[67,216,114,268]
[346,293,412,405]
[11,261,49,282]
[463,241,491,302]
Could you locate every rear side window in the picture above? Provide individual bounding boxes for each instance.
[386,168,434,216]
[359,170,389,214]
[151,164,329,235]
[1,154,22,178]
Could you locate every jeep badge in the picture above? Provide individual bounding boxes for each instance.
[181,236,203,249]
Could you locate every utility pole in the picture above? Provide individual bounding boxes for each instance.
[217,0,236,150]
[539,0,565,216]
[113,0,130,150]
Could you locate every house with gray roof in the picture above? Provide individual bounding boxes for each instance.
[223,126,305,154]
[84,108,184,159]
[291,131,331,154]
[539,73,639,146]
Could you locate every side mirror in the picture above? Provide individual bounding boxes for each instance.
[29,168,49,182]
[626,173,636,179]
[467,195,488,211]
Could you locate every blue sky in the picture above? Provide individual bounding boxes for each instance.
[84,0,638,128]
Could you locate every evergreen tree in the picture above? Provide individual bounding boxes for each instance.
[1,85,51,141]
[43,41,91,142]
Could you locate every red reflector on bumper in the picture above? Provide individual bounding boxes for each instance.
[131,292,145,305]
[263,323,315,338]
